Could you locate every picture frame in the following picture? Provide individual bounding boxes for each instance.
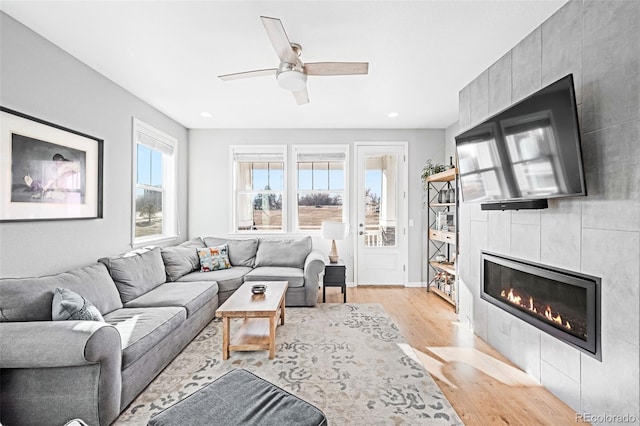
[0,107,103,222]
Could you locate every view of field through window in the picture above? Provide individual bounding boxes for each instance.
[297,161,344,229]
[135,144,164,238]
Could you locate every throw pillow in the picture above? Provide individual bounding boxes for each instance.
[198,245,231,272]
[52,288,104,322]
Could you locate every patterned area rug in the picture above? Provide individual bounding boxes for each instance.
[115,303,463,425]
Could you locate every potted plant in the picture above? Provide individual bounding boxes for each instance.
[421,159,445,190]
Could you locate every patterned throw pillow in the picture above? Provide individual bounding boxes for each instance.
[52,288,104,322]
[198,245,231,272]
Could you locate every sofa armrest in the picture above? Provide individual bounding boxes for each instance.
[0,321,121,368]
[0,321,122,426]
[302,250,326,306]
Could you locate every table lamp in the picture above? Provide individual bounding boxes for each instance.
[321,221,348,263]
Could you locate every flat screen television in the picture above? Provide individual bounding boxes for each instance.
[455,74,586,210]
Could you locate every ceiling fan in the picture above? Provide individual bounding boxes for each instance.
[218,16,369,105]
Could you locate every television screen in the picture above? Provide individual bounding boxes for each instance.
[455,74,586,205]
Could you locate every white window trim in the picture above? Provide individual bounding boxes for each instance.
[131,118,178,247]
[291,144,349,234]
[229,145,288,234]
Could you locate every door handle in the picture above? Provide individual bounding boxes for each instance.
[359,231,365,235]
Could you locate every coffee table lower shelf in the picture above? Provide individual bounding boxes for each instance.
[226,312,282,358]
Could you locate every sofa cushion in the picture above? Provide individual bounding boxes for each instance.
[0,263,122,322]
[124,282,218,318]
[177,267,251,293]
[197,245,231,272]
[161,238,205,282]
[245,267,304,288]
[254,237,312,269]
[52,288,104,322]
[103,306,185,369]
[204,237,259,267]
[99,247,167,304]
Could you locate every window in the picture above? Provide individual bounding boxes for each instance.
[232,146,286,232]
[294,146,348,231]
[132,119,177,244]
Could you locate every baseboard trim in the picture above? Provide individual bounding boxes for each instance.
[405,281,428,288]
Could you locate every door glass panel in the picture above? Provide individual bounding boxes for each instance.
[363,154,397,247]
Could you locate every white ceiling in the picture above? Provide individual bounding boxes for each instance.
[1,1,567,130]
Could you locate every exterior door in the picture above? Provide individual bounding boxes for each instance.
[355,144,407,285]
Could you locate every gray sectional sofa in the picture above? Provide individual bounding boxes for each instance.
[0,236,325,426]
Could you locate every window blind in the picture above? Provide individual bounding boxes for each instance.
[296,152,346,162]
[136,131,174,155]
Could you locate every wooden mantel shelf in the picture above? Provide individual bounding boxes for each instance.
[426,167,457,182]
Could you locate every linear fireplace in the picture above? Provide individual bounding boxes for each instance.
[481,252,601,360]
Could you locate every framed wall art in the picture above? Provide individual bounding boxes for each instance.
[0,107,103,222]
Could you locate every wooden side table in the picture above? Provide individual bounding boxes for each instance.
[323,260,346,303]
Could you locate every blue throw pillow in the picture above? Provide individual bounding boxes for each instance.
[52,288,104,322]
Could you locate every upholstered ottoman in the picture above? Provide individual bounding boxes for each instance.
[147,369,327,426]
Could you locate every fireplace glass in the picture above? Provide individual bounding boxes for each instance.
[481,252,600,359]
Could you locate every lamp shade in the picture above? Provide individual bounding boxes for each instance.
[321,221,348,240]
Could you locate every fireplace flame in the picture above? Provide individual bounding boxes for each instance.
[545,306,563,325]
[500,289,572,331]
[500,289,522,305]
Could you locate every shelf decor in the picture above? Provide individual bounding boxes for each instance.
[0,107,103,222]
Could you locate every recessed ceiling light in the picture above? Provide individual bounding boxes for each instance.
[388,112,399,118]
[200,112,213,118]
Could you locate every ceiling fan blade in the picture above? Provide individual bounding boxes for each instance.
[260,16,298,64]
[218,68,277,81]
[293,87,310,105]
[304,62,369,76]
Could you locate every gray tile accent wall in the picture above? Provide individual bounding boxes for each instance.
[469,70,489,127]
[512,27,542,102]
[456,0,640,421]
[540,199,582,271]
[458,85,471,131]
[582,0,640,132]
[542,0,583,105]
[488,52,512,116]
[487,210,511,254]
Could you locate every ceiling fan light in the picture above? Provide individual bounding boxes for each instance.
[277,70,307,91]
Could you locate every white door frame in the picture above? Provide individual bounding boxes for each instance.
[352,142,409,286]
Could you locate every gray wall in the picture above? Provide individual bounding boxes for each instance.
[456,0,639,421]
[188,128,445,284]
[0,12,189,277]
[444,121,459,168]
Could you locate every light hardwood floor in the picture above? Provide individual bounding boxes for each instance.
[320,286,579,426]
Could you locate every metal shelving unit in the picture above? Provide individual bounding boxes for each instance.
[425,167,459,310]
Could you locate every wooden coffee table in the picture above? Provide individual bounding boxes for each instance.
[215,281,288,360]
